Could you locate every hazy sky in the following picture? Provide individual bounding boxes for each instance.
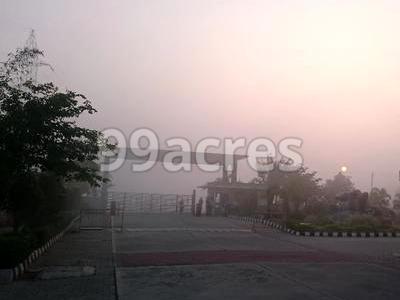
[1,0,400,194]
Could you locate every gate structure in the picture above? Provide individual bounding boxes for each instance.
[121,192,193,214]
[79,191,195,230]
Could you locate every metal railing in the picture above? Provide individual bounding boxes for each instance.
[79,191,194,230]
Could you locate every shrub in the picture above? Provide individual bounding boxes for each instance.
[0,232,36,268]
[346,214,379,227]
[285,213,397,233]
[286,221,315,232]
[0,212,77,269]
[319,223,346,232]
[288,212,306,222]
[344,214,389,231]
[304,214,333,226]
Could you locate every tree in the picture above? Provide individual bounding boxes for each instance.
[336,189,368,213]
[393,193,400,210]
[0,46,109,229]
[262,162,321,219]
[369,187,391,208]
[281,167,321,216]
[323,172,354,207]
[9,172,65,230]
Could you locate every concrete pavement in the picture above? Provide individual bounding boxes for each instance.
[1,214,400,299]
[114,214,400,300]
[116,262,400,300]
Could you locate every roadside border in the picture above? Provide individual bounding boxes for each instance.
[0,216,80,283]
[230,215,400,238]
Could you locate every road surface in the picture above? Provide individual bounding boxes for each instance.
[113,214,400,300]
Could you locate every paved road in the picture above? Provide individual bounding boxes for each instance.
[113,214,400,300]
[1,214,400,300]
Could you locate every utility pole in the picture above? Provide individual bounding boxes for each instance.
[369,172,374,204]
[370,172,374,192]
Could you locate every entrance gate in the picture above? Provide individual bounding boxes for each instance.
[79,191,195,229]
[121,192,194,214]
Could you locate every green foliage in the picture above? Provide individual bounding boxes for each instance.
[0,232,36,268]
[264,162,322,216]
[323,172,354,204]
[9,173,66,230]
[285,222,315,232]
[287,211,306,222]
[370,187,391,208]
[344,214,389,231]
[303,214,333,226]
[319,223,346,233]
[0,207,76,268]
[393,193,400,210]
[286,214,393,233]
[0,46,111,230]
[336,190,369,213]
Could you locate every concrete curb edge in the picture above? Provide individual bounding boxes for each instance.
[0,215,80,284]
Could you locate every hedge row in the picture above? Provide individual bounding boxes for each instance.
[0,213,76,269]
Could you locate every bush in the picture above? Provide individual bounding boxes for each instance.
[0,232,36,268]
[288,212,306,222]
[285,213,395,233]
[286,221,315,232]
[0,212,76,269]
[346,214,378,227]
[350,224,376,232]
[304,214,333,226]
[344,214,389,232]
[319,223,347,233]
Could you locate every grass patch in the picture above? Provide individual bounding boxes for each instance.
[283,214,399,234]
[286,221,396,233]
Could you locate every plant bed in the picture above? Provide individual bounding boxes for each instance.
[232,215,400,238]
[0,216,79,283]
[0,232,36,269]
